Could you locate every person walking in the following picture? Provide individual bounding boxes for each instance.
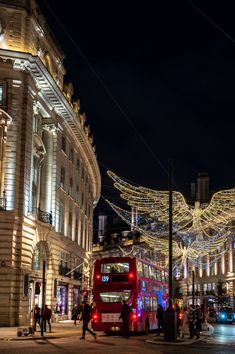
[156,304,164,335]
[119,300,132,338]
[180,306,189,338]
[195,305,202,339]
[188,305,196,339]
[72,304,79,325]
[174,303,181,337]
[43,305,52,332]
[79,301,96,341]
[33,304,41,332]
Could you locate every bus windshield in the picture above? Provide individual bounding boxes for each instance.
[99,290,131,303]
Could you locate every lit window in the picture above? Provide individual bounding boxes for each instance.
[69,177,73,196]
[60,167,65,189]
[0,85,3,105]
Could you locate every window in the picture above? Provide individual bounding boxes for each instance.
[0,84,5,106]
[68,210,72,239]
[69,148,74,163]
[76,159,80,172]
[61,136,66,153]
[76,185,79,203]
[60,167,65,189]
[101,262,129,273]
[58,204,64,234]
[143,296,151,311]
[75,217,78,242]
[0,85,3,105]
[100,291,131,303]
[143,264,149,278]
[69,177,73,196]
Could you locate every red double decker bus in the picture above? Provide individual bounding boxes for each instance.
[92,256,168,333]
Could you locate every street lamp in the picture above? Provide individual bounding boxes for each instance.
[164,160,177,341]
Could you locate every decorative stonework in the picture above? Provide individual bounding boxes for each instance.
[42,122,62,136]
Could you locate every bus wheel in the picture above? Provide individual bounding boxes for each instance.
[145,318,150,334]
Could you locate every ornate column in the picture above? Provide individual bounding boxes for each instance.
[40,123,60,219]
[0,109,12,199]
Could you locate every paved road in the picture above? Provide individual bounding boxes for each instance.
[0,323,234,354]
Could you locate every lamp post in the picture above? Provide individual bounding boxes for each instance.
[41,261,46,337]
[164,160,177,341]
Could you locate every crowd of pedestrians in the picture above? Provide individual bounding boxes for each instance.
[155,303,204,339]
[32,304,52,332]
[33,300,206,341]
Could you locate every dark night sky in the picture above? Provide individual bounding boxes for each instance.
[38,0,235,214]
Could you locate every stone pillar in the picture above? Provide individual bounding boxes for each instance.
[40,127,54,214]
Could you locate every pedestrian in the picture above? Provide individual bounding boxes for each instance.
[72,304,79,325]
[156,304,164,335]
[33,304,41,332]
[180,306,189,338]
[43,304,52,332]
[79,301,96,341]
[174,303,181,337]
[54,303,60,323]
[188,305,196,339]
[195,305,202,339]
[119,299,132,338]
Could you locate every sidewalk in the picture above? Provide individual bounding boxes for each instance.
[146,323,214,346]
[0,320,214,344]
[0,320,82,341]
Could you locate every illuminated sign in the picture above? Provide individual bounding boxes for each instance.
[101,275,110,282]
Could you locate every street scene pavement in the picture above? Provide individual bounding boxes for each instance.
[0,321,235,354]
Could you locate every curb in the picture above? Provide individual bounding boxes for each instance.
[146,337,200,346]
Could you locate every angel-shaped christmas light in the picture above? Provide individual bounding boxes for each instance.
[106,170,235,266]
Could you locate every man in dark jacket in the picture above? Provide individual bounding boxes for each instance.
[119,300,132,338]
[79,301,96,340]
[156,304,164,335]
[43,305,52,332]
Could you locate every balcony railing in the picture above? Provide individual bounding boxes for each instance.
[59,263,71,278]
[31,207,52,225]
[0,196,6,210]
[74,270,82,281]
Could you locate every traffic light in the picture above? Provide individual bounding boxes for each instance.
[35,282,41,295]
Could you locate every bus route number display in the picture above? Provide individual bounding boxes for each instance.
[101,275,110,282]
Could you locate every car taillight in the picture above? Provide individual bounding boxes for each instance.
[129,273,134,279]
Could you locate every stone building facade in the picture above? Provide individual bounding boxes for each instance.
[0,0,101,326]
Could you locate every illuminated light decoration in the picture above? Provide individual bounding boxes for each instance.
[107,170,235,266]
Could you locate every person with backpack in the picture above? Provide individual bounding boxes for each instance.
[43,305,52,332]
[119,299,132,338]
[79,301,97,341]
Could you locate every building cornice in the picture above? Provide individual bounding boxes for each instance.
[0,49,101,204]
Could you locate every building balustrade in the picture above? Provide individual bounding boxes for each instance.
[31,207,52,225]
[0,194,6,210]
[73,270,82,281]
[58,262,71,278]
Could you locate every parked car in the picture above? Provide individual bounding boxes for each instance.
[216,307,235,324]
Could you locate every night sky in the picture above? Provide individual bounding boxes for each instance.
[38,0,235,214]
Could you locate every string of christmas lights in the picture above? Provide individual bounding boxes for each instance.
[107,170,235,267]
